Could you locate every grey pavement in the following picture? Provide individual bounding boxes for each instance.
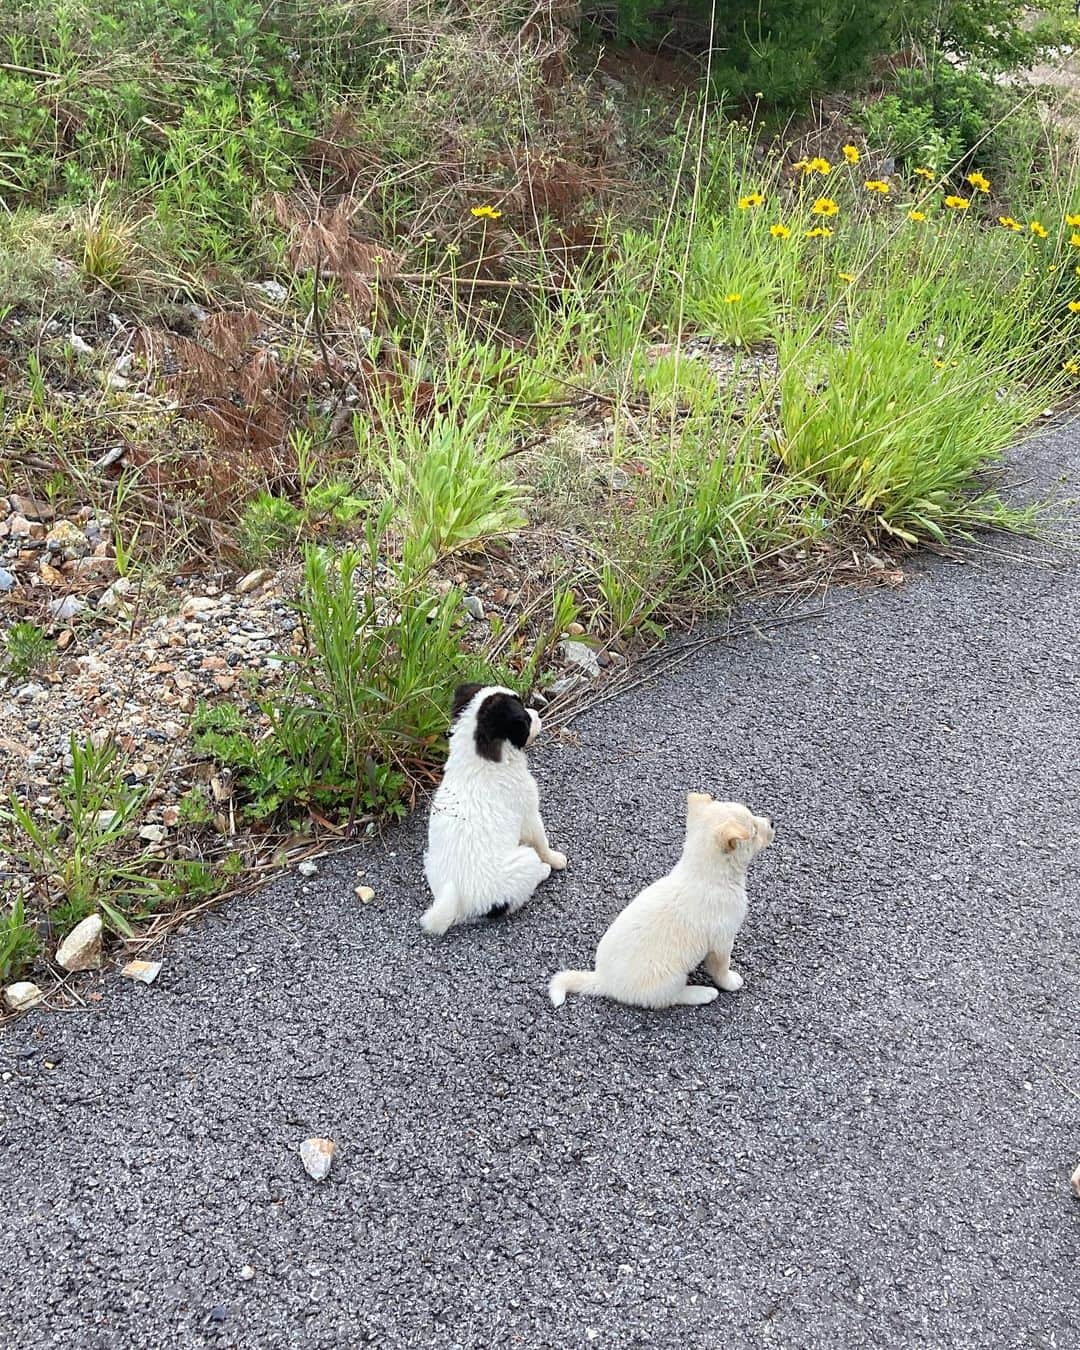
[2,423,1079,1349]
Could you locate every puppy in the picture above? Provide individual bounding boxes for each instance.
[421,683,566,936]
[549,793,773,1009]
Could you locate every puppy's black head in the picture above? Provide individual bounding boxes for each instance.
[474,691,531,762]
[451,682,485,723]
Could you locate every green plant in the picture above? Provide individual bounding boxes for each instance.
[1,737,177,938]
[0,896,40,984]
[4,623,51,679]
[237,492,304,565]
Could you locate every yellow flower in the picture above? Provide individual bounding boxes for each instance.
[998,216,1023,231]
[805,226,834,238]
[724,292,742,304]
[913,167,936,181]
[944,196,970,210]
[769,223,791,238]
[1063,358,1080,375]
[908,210,927,222]
[842,145,860,164]
[966,171,991,192]
[808,156,833,174]
[792,158,809,172]
[1074,265,1080,277]
[864,180,890,194]
[1067,213,1080,227]
[1030,220,1049,238]
[470,205,502,220]
[1070,234,1080,248]
[933,359,946,368]
[738,191,764,209]
[837,272,855,282]
[1068,301,1080,313]
[811,196,839,216]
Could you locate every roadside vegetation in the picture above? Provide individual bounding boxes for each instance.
[2,0,1079,993]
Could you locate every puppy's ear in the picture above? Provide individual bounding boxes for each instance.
[474,692,531,762]
[451,682,484,723]
[686,791,713,818]
[717,821,751,853]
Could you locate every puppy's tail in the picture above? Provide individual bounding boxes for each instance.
[548,969,599,1008]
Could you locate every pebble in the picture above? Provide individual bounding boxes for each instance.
[45,520,90,559]
[9,514,34,538]
[0,567,15,591]
[97,577,134,614]
[560,639,601,678]
[298,859,319,878]
[69,333,94,357]
[355,885,376,903]
[236,568,274,595]
[1072,1163,1080,1198]
[138,824,167,844]
[238,1266,256,1282]
[3,982,44,1012]
[9,494,54,521]
[566,622,586,636]
[15,683,45,704]
[95,810,119,831]
[48,595,87,622]
[120,959,161,985]
[254,279,288,303]
[463,595,485,621]
[300,1137,336,1181]
[180,595,217,620]
[55,914,104,972]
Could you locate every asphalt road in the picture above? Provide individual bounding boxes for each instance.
[2,423,1078,1349]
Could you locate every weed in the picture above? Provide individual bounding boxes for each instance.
[4,623,52,680]
[0,896,40,984]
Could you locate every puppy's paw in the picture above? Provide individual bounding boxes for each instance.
[545,850,568,871]
[419,906,452,937]
[717,968,744,993]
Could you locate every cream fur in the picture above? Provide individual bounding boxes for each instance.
[549,793,773,1009]
[422,685,566,936]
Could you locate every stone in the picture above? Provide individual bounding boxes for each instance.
[179,595,216,620]
[45,520,90,559]
[9,514,33,538]
[609,467,630,491]
[48,595,87,622]
[560,639,601,678]
[238,1266,256,1282]
[138,824,167,844]
[254,279,288,303]
[69,333,95,358]
[236,568,273,595]
[97,577,134,614]
[121,959,161,985]
[566,622,586,636]
[3,982,44,1012]
[10,494,54,521]
[463,594,485,621]
[95,810,119,831]
[76,654,108,680]
[95,445,125,469]
[300,1137,336,1181]
[39,562,66,587]
[549,675,582,698]
[56,914,104,972]
[15,683,45,704]
[0,567,14,591]
[298,859,319,878]
[1072,1163,1080,1199]
[354,885,376,903]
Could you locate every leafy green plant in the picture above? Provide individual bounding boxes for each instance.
[4,623,51,679]
[1,737,178,938]
[0,896,40,984]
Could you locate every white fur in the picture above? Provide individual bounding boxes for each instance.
[549,793,773,1009]
[422,685,566,936]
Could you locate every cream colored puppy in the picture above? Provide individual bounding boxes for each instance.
[549,793,774,1010]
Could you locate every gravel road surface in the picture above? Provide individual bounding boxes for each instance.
[2,423,1078,1349]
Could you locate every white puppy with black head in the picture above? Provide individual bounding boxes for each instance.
[549,792,773,1009]
[422,683,566,936]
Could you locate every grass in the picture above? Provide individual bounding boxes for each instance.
[3,6,1080,994]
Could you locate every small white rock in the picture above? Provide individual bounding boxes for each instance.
[9,514,33,538]
[97,577,134,614]
[95,809,119,831]
[3,982,44,1012]
[55,913,104,972]
[236,568,273,595]
[299,1137,336,1181]
[298,859,319,878]
[354,885,375,903]
[463,594,485,621]
[254,279,288,304]
[138,824,167,844]
[560,639,601,678]
[1072,1163,1080,1198]
[49,595,87,622]
[179,595,216,620]
[238,1265,256,1282]
[69,333,95,357]
[121,959,161,985]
